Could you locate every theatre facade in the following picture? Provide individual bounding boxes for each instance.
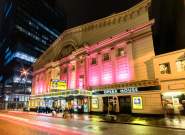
[29,0,164,114]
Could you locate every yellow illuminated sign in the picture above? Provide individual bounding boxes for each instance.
[50,80,67,90]
[133,96,143,110]
[92,98,99,109]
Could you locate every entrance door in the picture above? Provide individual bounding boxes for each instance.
[103,97,116,114]
[119,96,131,114]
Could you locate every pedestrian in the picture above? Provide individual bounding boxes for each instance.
[52,109,56,117]
[163,100,168,116]
[63,107,68,119]
[69,106,73,118]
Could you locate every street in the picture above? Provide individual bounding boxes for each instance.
[0,119,66,135]
[0,112,185,135]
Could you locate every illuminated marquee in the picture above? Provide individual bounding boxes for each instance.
[50,80,67,90]
[104,87,138,94]
[92,87,138,95]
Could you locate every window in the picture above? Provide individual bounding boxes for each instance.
[63,67,68,73]
[71,65,75,71]
[78,59,84,65]
[80,60,84,64]
[14,52,36,63]
[91,58,97,65]
[176,59,185,72]
[116,48,125,57]
[103,53,110,61]
[57,71,60,77]
[80,75,84,78]
[159,63,171,74]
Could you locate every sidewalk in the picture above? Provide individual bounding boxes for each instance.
[113,114,185,129]
[6,111,185,130]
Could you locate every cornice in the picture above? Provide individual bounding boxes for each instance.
[87,20,154,53]
[33,0,151,71]
[60,0,151,36]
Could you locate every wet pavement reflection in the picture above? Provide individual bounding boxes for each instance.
[1,112,185,135]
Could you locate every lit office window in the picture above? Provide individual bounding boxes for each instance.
[14,52,37,63]
[159,63,171,74]
[13,76,31,83]
[176,59,185,72]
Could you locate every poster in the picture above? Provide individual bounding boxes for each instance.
[133,96,143,110]
[92,98,99,109]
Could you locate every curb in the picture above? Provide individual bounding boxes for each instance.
[101,120,185,131]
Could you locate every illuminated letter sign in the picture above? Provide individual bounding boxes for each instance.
[50,80,67,90]
[133,96,143,110]
[104,89,118,94]
[120,87,138,93]
[103,87,138,95]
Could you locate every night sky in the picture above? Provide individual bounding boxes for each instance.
[151,0,185,55]
[51,0,185,55]
[55,0,142,28]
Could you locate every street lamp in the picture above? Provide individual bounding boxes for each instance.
[20,68,29,108]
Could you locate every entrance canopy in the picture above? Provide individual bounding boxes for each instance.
[30,89,92,99]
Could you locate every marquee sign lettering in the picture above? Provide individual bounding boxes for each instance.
[93,87,138,95]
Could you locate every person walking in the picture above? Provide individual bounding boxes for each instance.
[63,107,68,119]
[69,106,73,118]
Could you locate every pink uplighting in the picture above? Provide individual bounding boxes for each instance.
[32,22,154,93]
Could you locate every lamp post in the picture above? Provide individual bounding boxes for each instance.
[21,69,29,108]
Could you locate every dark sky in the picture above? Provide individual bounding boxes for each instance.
[151,0,185,55]
[54,0,185,55]
[55,0,142,28]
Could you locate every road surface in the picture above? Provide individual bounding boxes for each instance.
[0,112,185,135]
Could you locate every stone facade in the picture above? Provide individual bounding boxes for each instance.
[30,0,164,115]
[154,49,185,114]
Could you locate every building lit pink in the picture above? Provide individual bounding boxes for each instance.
[30,0,185,115]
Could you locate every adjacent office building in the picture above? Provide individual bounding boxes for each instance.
[0,0,66,109]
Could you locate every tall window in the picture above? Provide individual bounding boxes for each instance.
[78,59,84,65]
[103,53,110,61]
[116,48,125,57]
[159,63,171,74]
[71,65,75,71]
[176,59,185,72]
[91,58,97,65]
[63,67,68,73]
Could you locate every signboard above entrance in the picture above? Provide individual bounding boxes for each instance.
[92,85,161,95]
[92,87,138,95]
[50,79,67,90]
